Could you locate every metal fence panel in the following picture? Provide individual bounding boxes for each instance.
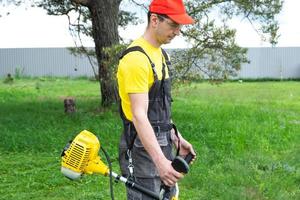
[238,47,300,79]
[0,48,95,77]
[1,47,300,79]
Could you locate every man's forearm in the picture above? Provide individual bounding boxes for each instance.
[132,114,165,164]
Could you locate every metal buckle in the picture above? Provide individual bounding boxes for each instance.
[126,150,135,180]
[155,126,160,137]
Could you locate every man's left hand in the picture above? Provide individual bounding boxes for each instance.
[171,129,196,162]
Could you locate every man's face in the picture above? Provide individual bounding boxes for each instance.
[152,14,182,44]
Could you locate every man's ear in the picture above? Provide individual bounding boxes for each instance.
[150,14,159,28]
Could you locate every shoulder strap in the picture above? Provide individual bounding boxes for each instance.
[161,48,172,77]
[161,48,171,65]
[120,46,142,58]
[171,123,181,156]
[119,46,158,80]
[119,46,156,152]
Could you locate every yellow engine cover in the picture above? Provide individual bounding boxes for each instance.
[61,130,108,176]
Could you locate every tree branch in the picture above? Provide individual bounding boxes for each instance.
[76,7,98,77]
[129,0,148,11]
[71,0,91,7]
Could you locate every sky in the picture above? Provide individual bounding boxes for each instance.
[0,0,299,49]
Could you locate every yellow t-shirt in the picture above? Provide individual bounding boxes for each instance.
[117,37,169,121]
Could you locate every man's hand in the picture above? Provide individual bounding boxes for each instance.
[156,156,183,186]
[171,129,196,162]
[179,138,196,157]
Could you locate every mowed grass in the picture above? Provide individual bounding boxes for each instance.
[0,78,299,200]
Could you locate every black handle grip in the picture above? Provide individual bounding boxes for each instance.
[160,153,195,200]
[184,152,195,164]
[171,156,189,174]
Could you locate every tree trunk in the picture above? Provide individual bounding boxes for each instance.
[89,0,120,107]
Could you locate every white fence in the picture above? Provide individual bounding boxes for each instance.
[238,47,300,79]
[0,48,95,78]
[1,47,300,79]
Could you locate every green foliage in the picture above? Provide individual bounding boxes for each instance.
[0,78,299,199]
[102,44,128,82]
[14,66,25,79]
[174,0,283,81]
[185,0,283,45]
[170,44,249,81]
[118,10,141,28]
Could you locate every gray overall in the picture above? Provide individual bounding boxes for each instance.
[118,46,177,199]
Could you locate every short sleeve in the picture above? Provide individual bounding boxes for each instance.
[118,51,150,93]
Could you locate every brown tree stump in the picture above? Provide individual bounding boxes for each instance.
[64,98,76,113]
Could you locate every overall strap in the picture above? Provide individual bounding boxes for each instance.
[119,46,158,151]
[160,49,170,109]
[161,48,172,76]
[171,123,181,156]
[120,46,158,80]
[119,46,174,152]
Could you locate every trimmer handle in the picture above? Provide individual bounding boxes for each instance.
[184,152,195,164]
[171,152,195,174]
[160,153,195,200]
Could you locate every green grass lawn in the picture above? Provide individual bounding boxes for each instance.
[0,78,299,200]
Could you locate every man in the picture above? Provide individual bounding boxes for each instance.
[117,0,196,199]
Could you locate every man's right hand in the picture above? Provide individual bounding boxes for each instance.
[156,157,183,186]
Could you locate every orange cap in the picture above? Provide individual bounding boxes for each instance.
[149,0,195,25]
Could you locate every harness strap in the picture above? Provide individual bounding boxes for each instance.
[119,46,178,152]
[161,49,172,76]
[171,123,181,156]
[120,46,171,77]
[120,46,155,150]
[120,46,158,80]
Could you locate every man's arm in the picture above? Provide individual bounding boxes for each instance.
[129,93,183,186]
